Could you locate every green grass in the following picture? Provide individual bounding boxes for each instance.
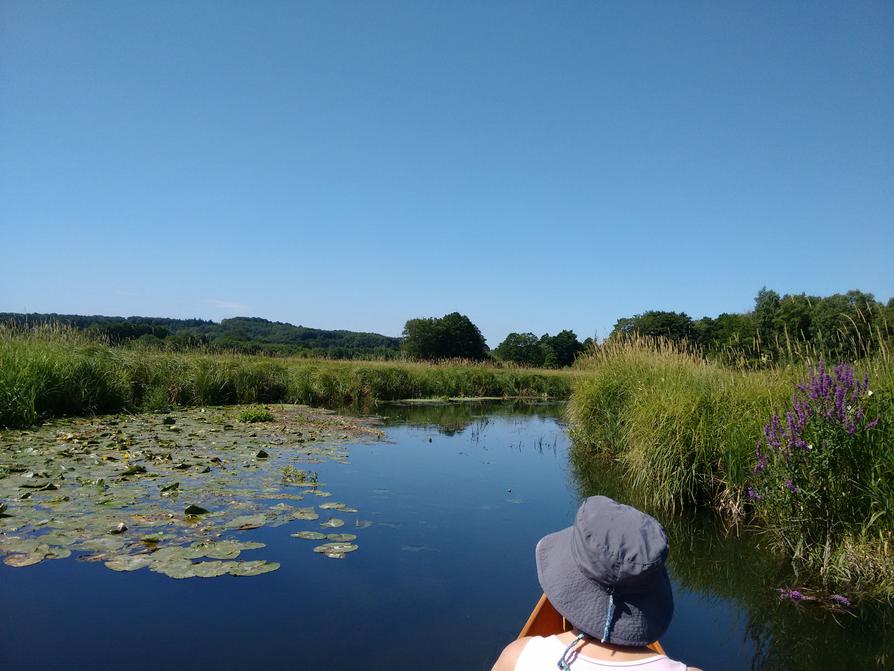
[567,336,894,597]
[0,325,572,429]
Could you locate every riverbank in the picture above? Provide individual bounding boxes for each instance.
[0,328,572,429]
[567,337,894,599]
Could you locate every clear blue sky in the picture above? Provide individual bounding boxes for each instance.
[2,1,892,345]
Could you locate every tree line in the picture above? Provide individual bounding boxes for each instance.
[401,312,586,367]
[609,288,894,362]
[1,314,402,359]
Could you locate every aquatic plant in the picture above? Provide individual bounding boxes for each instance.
[239,406,276,423]
[0,406,376,577]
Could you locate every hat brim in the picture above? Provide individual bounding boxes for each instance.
[535,527,673,647]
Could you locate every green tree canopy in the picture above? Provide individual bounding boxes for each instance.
[494,332,545,366]
[539,330,585,368]
[401,312,488,361]
[610,311,694,341]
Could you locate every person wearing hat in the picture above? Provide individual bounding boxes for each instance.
[492,496,701,671]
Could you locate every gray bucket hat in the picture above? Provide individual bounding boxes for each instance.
[535,496,673,647]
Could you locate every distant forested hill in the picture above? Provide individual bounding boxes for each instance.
[0,313,401,359]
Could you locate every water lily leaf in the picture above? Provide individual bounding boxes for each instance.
[320,518,344,528]
[38,531,79,546]
[227,560,279,576]
[3,552,45,567]
[237,541,266,551]
[160,482,179,496]
[255,450,269,459]
[191,540,242,560]
[290,507,319,521]
[191,561,232,578]
[184,505,209,516]
[150,558,196,579]
[105,555,153,572]
[225,514,266,530]
[326,533,357,542]
[0,537,42,554]
[0,502,7,515]
[78,537,126,553]
[45,547,72,560]
[313,542,358,554]
[290,531,326,540]
[121,465,147,476]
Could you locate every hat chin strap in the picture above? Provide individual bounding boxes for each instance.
[556,632,587,671]
[556,588,617,669]
[601,590,616,643]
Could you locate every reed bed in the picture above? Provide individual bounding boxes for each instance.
[0,325,572,429]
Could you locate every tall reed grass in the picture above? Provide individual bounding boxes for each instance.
[0,325,571,428]
[567,335,894,596]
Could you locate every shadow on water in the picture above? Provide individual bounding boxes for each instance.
[569,447,894,670]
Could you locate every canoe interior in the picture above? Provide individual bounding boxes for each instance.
[519,594,666,656]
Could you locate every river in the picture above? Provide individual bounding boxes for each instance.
[0,401,890,669]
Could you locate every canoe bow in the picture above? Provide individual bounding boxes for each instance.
[519,593,666,656]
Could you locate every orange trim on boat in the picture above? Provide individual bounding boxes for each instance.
[519,593,666,656]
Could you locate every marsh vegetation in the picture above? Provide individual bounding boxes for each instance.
[0,325,572,429]
[567,336,894,599]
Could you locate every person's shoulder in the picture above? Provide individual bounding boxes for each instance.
[491,636,534,671]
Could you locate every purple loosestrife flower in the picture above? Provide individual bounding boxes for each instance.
[778,588,815,602]
[830,594,851,607]
[784,479,798,494]
[747,486,764,501]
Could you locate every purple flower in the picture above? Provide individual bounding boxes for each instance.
[830,594,851,607]
[747,486,764,501]
[778,588,813,602]
[784,479,798,493]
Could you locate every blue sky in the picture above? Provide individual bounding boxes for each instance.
[2,1,892,345]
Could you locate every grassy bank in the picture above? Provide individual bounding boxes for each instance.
[0,327,572,429]
[567,337,894,598]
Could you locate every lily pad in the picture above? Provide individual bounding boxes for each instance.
[184,504,209,516]
[225,514,266,530]
[4,552,45,567]
[326,533,357,542]
[105,554,153,572]
[191,540,243,560]
[191,561,232,578]
[150,558,196,579]
[291,531,326,540]
[290,507,320,521]
[312,542,358,558]
[227,560,280,577]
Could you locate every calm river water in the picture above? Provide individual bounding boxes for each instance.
[1,402,890,670]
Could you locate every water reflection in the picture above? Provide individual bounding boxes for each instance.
[366,399,565,435]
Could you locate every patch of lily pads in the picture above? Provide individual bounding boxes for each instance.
[0,405,381,577]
